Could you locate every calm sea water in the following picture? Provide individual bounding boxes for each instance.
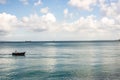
[0,41,120,80]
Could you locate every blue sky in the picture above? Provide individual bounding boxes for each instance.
[0,0,120,41]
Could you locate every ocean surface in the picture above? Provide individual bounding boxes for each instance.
[0,41,120,80]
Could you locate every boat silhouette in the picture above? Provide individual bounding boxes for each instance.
[12,51,25,56]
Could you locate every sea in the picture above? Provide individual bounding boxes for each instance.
[0,41,120,80]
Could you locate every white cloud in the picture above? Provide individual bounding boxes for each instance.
[63,8,73,19]
[62,15,98,32]
[20,0,29,5]
[68,0,97,11]
[0,0,6,4]
[34,0,42,6]
[99,0,120,17]
[64,8,68,16]
[99,0,120,32]
[65,0,120,39]
[0,12,57,36]
[18,12,119,40]
[21,13,57,32]
[42,13,56,22]
[0,13,18,35]
[0,12,119,40]
[40,7,49,14]
[101,17,115,25]
[62,14,120,40]
[0,0,120,40]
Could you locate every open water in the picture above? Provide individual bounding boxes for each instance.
[0,41,120,80]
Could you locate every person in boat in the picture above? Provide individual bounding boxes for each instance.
[15,50,17,53]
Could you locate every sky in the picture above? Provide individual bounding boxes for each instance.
[0,0,120,41]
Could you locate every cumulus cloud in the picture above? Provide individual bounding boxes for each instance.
[68,0,97,11]
[99,0,120,25]
[20,0,29,5]
[66,0,120,39]
[0,12,57,36]
[64,8,68,16]
[21,13,57,32]
[0,11,119,39]
[0,0,6,4]
[0,13,18,35]
[99,0,120,16]
[34,0,42,6]
[42,13,56,22]
[40,7,49,14]
[0,0,120,40]
[67,15,118,29]
[63,8,73,19]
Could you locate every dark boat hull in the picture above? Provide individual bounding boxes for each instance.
[12,52,25,56]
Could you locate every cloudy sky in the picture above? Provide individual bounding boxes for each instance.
[0,0,120,41]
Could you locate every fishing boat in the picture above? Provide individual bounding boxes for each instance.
[12,51,25,56]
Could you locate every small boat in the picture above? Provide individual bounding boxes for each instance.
[12,51,25,56]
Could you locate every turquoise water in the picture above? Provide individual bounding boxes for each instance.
[0,41,120,80]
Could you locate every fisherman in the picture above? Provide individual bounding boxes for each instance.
[15,50,17,53]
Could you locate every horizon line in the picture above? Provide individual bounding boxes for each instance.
[0,39,119,43]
